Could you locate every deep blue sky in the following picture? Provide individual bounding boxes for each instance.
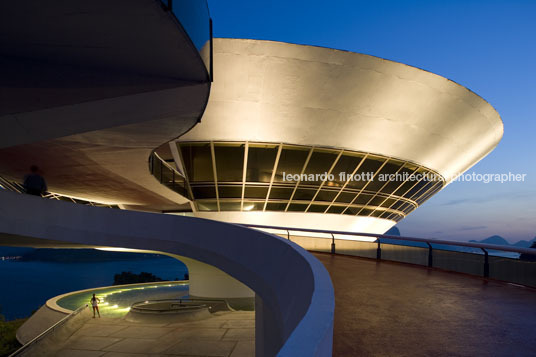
[209,0,536,243]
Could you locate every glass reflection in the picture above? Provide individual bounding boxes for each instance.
[174,141,445,221]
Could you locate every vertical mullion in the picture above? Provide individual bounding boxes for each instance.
[264,144,283,211]
[241,141,249,211]
[369,162,414,217]
[306,149,343,212]
[285,147,315,212]
[357,159,404,216]
[210,141,220,212]
[342,159,388,215]
[176,143,197,211]
[324,154,368,214]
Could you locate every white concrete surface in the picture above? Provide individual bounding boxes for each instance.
[180,38,503,181]
[194,210,395,236]
[177,256,254,298]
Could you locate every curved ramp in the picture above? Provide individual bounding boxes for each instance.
[0,190,334,356]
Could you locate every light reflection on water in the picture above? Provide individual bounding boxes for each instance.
[57,282,189,317]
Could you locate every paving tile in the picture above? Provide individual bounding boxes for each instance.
[212,312,254,320]
[221,320,255,329]
[163,340,237,356]
[63,336,122,350]
[172,327,226,340]
[110,326,175,339]
[229,340,255,357]
[222,329,254,341]
[147,355,198,357]
[55,349,106,357]
[73,324,129,337]
[102,352,150,357]
[103,336,180,355]
[85,318,131,326]
[167,318,225,329]
[103,338,160,354]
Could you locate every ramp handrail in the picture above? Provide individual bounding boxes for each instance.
[9,305,88,357]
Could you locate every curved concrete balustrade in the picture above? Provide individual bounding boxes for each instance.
[0,190,334,356]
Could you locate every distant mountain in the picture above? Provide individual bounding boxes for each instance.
[379,232,534,256]
[469,235,510,246]
[470,235,536,248]
[0,247,35,257]
[380,227,428,248]
[18,249,167,263]
[513,237,536,248]
[385,226,401,236]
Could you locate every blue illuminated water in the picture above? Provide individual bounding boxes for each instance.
[57,282,189,317]
[0,258,188,320]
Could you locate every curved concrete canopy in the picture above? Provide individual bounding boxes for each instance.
[180,38,503,180]
[0,1,212,209]
[0,190,334,356]
[0,0,210,148]
[0,85,208,209]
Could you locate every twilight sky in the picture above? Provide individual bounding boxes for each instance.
[209,0,536,243]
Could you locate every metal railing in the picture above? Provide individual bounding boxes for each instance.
[0,175,118,208]
[149,152,191,200]
[243,224,536,288]
[0,175,25,193]
[9,305,88,357]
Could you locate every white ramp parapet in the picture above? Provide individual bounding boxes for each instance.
[0,190,334,356]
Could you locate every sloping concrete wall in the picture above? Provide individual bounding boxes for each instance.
[16,305,68,345]
[16,306,92,356]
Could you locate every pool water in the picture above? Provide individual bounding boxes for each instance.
[56,281,189,317]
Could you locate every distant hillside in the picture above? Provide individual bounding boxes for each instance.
[385,226,401,236]
[379,231,534,256]
[513,237,536,248]
[18,249,167,263]
[469,235,509,246]
[470,235,536,248]
[0,247,35,257]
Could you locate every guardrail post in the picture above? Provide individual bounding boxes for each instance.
[427,242,433,267]
[331,233,336,254]
[481,248,489,277]
[167,0,172,11]
[376,238,381,260]
[286,230,290,241]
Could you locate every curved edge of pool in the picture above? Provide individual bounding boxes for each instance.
[17,280,189,344]
[46,280,188,314]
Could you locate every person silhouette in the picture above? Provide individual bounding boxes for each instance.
[90,293,101,318]
[23,165,47,196]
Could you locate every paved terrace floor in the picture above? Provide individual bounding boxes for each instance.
[314,253,536,357]
[53,311,254,357]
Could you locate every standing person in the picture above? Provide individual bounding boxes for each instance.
[23,165,47,196]
[90,294,101,318]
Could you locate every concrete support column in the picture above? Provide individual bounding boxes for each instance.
[174,255,254,298]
